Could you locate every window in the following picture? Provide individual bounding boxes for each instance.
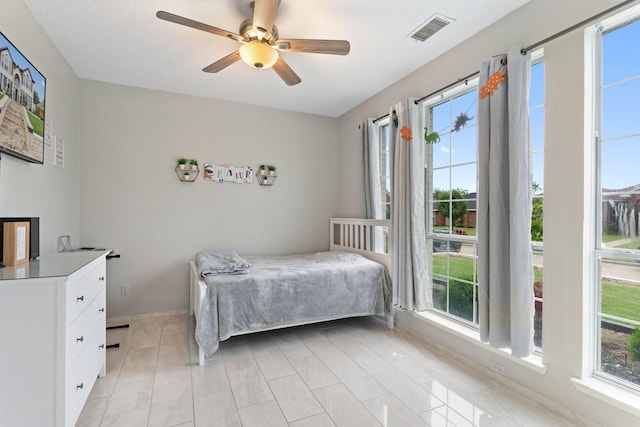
[379,122,391,220]
[424,79,479,325]
[422,59,545,332]
[594,15,640,391]
[530,56,545,348]
[1,53,10,72]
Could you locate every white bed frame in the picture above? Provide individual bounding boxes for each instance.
[189,217,392,365]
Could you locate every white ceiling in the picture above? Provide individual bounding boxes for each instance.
[23,0,529,117]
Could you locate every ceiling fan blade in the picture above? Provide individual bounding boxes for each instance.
[272,57,301,86]
[274,39,350,55]
[156,11,243,42]
[253,0,281,38]
[202,51,241,73]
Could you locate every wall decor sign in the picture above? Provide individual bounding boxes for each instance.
[203,163,253,183]
[0,31,46,164]
[53,135,64,167]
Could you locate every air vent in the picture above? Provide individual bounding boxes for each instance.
[409,14,452,42]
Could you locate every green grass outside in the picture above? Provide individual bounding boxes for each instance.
[0,93,4,100]
[614,241,640,250]
[432,254,639,325]
[603,234,623,243]
[432,254,477,281]
[432,253,543,283]
[27,111,44,137]
[602,282,640,323]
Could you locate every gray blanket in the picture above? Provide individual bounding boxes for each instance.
[195,250,251,277]
[195,251,391,356]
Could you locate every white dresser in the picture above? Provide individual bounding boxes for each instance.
[0,251,109,427]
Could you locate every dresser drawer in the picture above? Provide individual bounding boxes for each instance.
[66,335,102,426]
[66,262,106,324]
[66,291,105,367]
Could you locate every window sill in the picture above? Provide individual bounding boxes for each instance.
[408,309,548,374]
[571,377,640,418]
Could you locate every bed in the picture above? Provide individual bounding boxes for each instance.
[189,218,392,365]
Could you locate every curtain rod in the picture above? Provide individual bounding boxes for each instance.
[414,70,480,105]
[372,113,389,124]
[521,0,637,54]
[372,70,479,123]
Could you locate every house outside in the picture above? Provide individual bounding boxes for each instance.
[433,191,477,228]
[0,47,35,112]
[602,184,640,239]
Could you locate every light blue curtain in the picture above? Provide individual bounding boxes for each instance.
[477,47,534,357]
[390,99,431,311]
[362,118,383,220]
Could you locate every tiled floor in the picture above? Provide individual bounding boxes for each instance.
[77,314,579,427]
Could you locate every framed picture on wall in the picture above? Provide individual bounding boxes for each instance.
[0,31,46,164]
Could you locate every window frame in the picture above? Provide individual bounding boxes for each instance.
[529,51,545,351]
[377,120,391,220]
[422,77,480,327]
[592,10,640,392]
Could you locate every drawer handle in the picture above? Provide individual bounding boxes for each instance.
[99,344,105,349]
[76,383,84,390]
[77,295,84,302]
[76,336,84,343]
[99,308,105,313]
[99,276,105,282]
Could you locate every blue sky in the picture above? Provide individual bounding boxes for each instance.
[601,19,640,190]
[0,32,46,103]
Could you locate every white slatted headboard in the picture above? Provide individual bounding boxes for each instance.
[329,218,391,271]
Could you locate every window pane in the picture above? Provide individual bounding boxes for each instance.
[451,125,477,165]
[431,247,479,324]
[603,19,640,85]
[601,137,640,189]
[425,83,479,323]
[433,168,451,193]
[451,91,477,128]
[451,163,477,196]
[530,62,545,107]
[596,17,640,390]
[533,252,543,347]
[597,257,640,388]
[602,80,640,140]
[532,153,544,190]
[432,102,451,134]
[530,108,544,152]
[379,123,391,220]
[600,197,640,248]
[433,137,451,169]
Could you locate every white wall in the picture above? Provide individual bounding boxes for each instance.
[337,0,638,426]
[0,0,80,253]
[78,80,339,317]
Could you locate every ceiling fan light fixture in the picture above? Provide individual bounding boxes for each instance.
[239,40,278,69]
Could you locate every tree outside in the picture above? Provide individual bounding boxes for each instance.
[435,188,468,227]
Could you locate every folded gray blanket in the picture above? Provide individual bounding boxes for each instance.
[195,250,251,277]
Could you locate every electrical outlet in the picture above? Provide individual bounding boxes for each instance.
[121,283,129,296]
[489,360,504,375]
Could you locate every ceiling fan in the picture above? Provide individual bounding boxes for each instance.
[156,0,350,86]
